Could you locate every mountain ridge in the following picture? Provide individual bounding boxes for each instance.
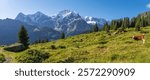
[0,10,108,45]
[15,10,107,29]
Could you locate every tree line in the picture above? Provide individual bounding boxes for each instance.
[92,11,150,33]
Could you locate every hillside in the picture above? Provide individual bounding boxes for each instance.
[0,26,150,63]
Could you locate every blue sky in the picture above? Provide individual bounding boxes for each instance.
[0,0,150,20]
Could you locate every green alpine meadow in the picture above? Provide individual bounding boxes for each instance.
[0,26,150,63]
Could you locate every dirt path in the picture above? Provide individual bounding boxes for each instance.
[4,57,12,63]
[0,48,2,53]
[0,48,12,63]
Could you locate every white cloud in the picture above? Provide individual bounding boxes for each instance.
[147,3,150,9]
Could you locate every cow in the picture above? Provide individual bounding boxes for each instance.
[132,34,145,44]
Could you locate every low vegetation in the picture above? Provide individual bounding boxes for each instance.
[15,49,50,63]
[0,54,5,63]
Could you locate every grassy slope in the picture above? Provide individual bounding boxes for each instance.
[1,27,150,63]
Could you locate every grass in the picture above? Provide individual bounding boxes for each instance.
[1,26,150,63]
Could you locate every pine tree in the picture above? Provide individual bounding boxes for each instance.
[93,24,99,32]
[148,15,150,26]
[18,25,29,48]
[135,18,141,31]
[121,17,130,29]
[110,19,123,30]
[141,17,147,27]
[103,22,111,35]
[103,22,109,31]
[45,39,49,42]
[110,20,116,30]
[61,32,65,39]
[130,17,136,27]
[117,19,123,29]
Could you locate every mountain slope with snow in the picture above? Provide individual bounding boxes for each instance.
[84,16,108,28]
[16,12,55,28]
[53,10,91,36]
[16,10,100,36]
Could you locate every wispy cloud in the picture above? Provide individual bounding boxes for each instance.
[147,3,150,9]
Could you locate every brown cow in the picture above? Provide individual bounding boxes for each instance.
[132,34,145,44]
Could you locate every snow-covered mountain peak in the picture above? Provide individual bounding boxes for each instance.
[15,12,26,20]
[56,10,79,18]
[15,11,51,26]
[84,16,108,28]
[59,10,72,14]
[35,11,43,15]
[85,16,93,21]
[17,12,25,17]
[16,11,49,20]
[33,11,48,17]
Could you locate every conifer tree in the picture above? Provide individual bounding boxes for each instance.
[121,17,130,29]
[93,24,99,32]
[135,18,141,31]
[103,22,109,32]
[130,17,136,27]
[103,22,111,35]
[61,32,65,39]
[18,25,29,48]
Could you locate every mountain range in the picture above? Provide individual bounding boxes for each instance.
[0,10,108,45]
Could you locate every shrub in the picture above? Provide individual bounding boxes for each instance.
[58,57,75,63]
[140,30,149,34]
[97,45,107,48]
[111,54,119,61]
[50,45,57,49]
[0,54,5,63]
[125,40,133,44]
[58,45,66,49]
[111,54,126,61]
[4,43,26,52]
[99,40,108,44]
[16,49,50,63]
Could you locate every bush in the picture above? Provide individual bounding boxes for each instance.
[4,43,26,52]
[50,45,57,49]
[58,57,75,63]
[111,54,119,61]
[97,45,107,48]
[16,49,50,63]
[99,40,108,44]
[140,30,149,34]
[0,54,5,63]
[111,54,126,61]
[58,45,66,49]
[125,40,133,44]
